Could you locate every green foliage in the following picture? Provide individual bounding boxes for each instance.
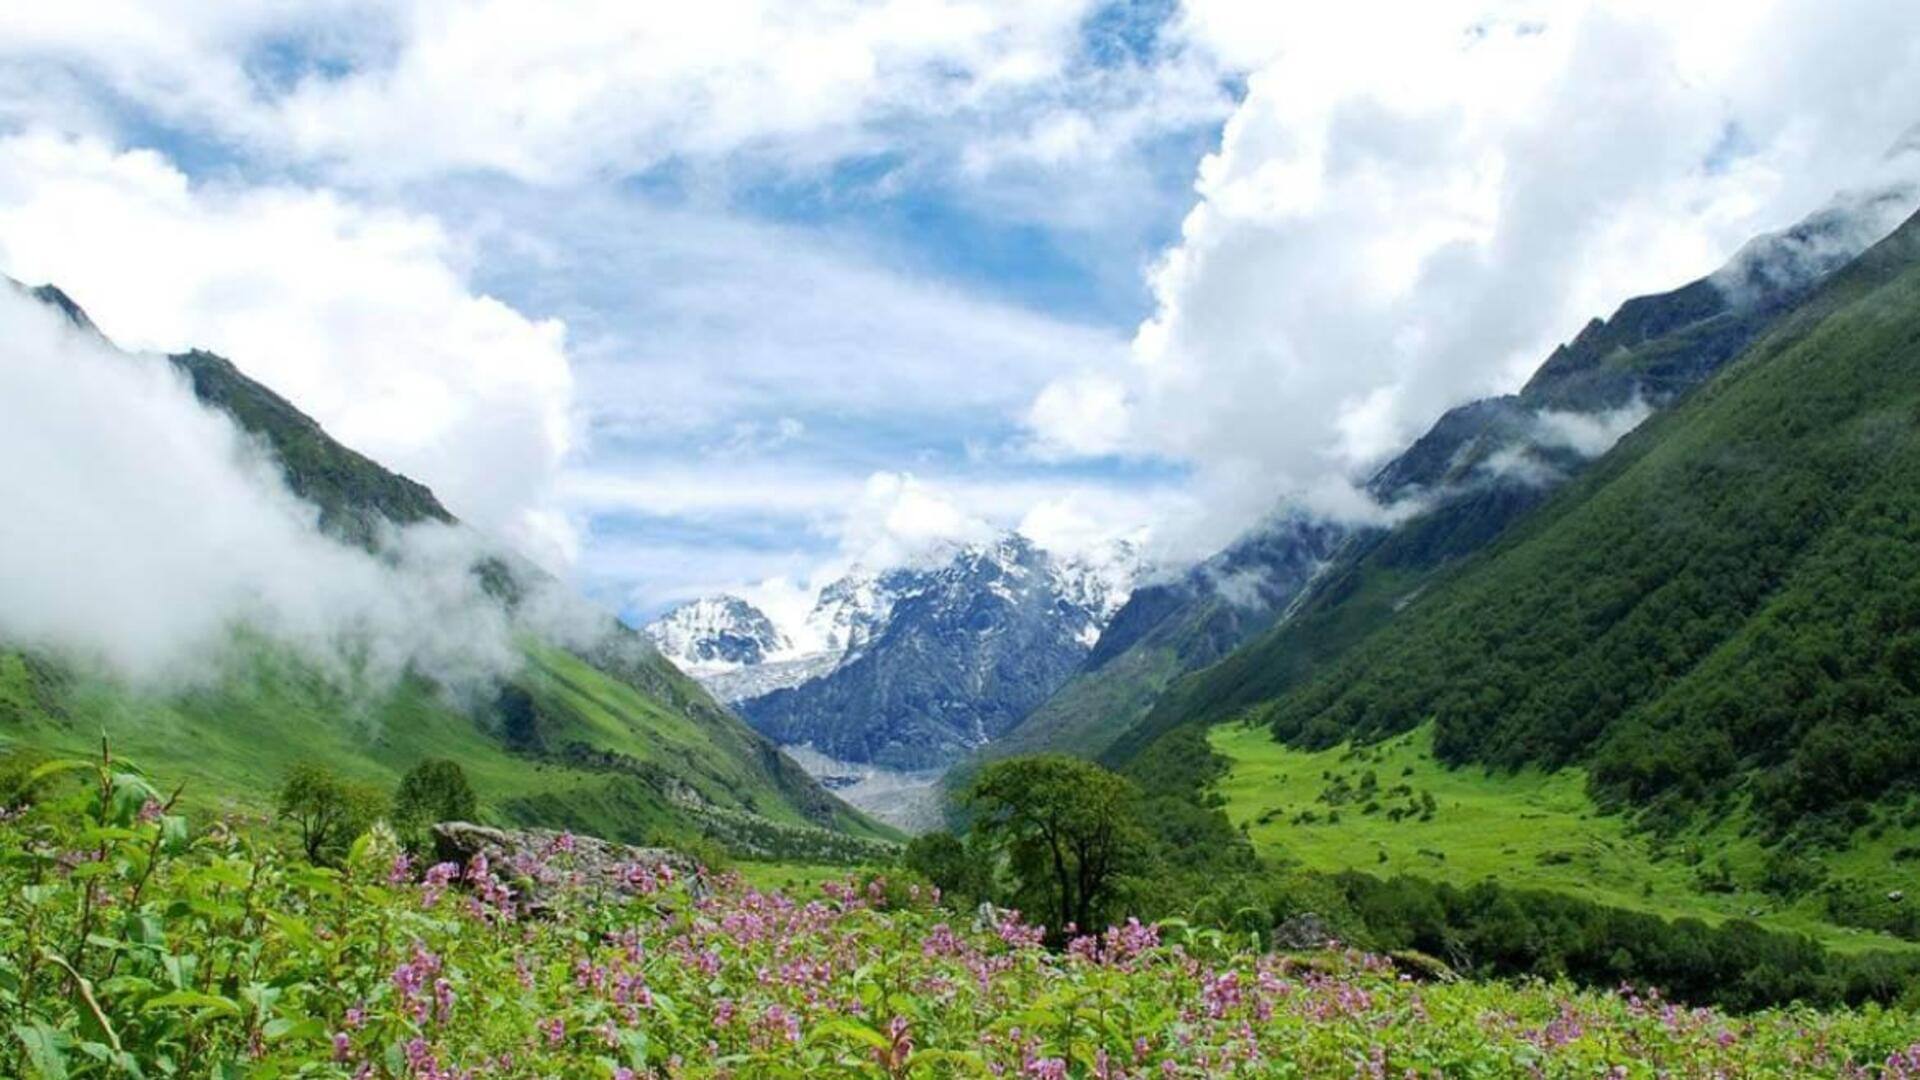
[965,756,1150,937]
[391,759,477,850]
[901,831,990,906]
[277,763,386,865]
[0,747,55,809]
[1308,871,1920,1015]
[5,753,1920,1077]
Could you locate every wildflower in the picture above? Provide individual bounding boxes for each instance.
[421,861,459,907]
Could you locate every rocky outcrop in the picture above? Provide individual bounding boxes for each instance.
[430,822,698,909]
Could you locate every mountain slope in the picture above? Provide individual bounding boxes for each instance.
[1072,187,1914,768]
[1123,207,1920,848]
[0,282,893,855]
[984,516,1343,762]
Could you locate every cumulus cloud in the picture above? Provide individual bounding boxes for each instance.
[0,283,527,692]
[0,1,1209,191]
[1028,0,1920,546]
[0,2,1225,616]
[0,131,576,567]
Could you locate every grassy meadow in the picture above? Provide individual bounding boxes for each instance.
[1210,721,1920,954]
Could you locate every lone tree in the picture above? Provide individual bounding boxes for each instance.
[393,758,478,848]
[965,755,1147,938]
[277,763,386,865]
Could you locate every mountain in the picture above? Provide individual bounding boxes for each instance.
[645,595,790,670]
[0,280,895,857]
[726,534,1138,769]
[643,568,918,705]
[1005,177,1920,766]
[1120,203,1920,856]
[982,515,1344,763]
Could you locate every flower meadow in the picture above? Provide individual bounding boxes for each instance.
[6,756,1920,1078]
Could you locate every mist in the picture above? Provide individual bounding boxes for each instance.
[0,283,541,697]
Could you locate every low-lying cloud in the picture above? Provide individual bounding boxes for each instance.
[0,284,536,695]
[0,131,577,570]
[1532,399,1654,459]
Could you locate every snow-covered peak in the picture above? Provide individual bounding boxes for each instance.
[654,531,1143,701]
[1044,537,1142,646]
[643,595,788,673]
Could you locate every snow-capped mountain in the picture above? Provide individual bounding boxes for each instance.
[737,534,1141,769]
[643,533,1141,770]
[643,595,788,672]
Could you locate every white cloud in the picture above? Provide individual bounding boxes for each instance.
[0,1,1134,186]
[1532,399,1652,458]
[0,283,526,691]
[465,191,1134,449]
[1029,0,1920,543]
[566,461,1191,613]
[0,131,577,567]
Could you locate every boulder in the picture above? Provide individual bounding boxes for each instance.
[429,822,699,910]
[1270,912,1339,951]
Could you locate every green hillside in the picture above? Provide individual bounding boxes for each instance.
[1020,203,1851,772]
[0,285,894,856]
[1107,210,1920,942]
[0,639,892,858]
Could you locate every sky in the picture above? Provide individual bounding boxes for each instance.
[3,0,1919,628]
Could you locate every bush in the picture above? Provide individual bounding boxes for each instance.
[277,762,387,865]
[393,758,478,850]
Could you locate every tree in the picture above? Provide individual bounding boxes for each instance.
[965,755,1148,938]
[393,758,478,848]
[278,763,386,865]
[903,831,990,904]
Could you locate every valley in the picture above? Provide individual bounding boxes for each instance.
[1209,722,1920,954]
[8,10,1920,1075]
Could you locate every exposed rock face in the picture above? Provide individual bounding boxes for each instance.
[430,822,698,909]
[644,596,790,670]
[738,535,1138,769]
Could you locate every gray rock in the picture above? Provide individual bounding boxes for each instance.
[430,822,699,910]
[1271,912,1339,951]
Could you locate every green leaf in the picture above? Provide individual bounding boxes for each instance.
[12,1022,69,1080]
[24,759,92,785]
[908,1049,987,1076]
[262,911,317,951]
[262,1016,325,1042]
[159,814,191,855]
[161,952,198,991]
[619,1026,650,1068]
[808,1018,891,1051]
[145,990,244,1018]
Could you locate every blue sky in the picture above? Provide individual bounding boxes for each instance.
[4,0,1918,631]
